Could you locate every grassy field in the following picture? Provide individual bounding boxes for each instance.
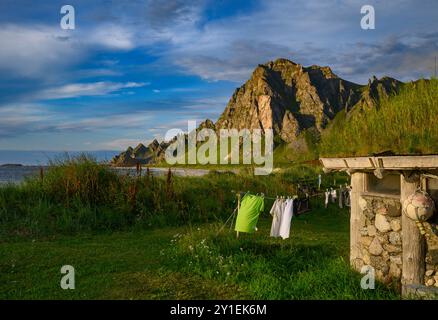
[0,158,400,299]
[0,203,399,299]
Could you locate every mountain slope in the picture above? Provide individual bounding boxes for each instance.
[111,58,405,166]
[215,58,399,144]
[320,79,438,157]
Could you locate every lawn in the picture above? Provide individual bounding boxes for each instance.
[0,201,400,300]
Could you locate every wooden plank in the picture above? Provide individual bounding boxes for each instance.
[401,173,426,297]
[350,172,365,270]
[383,156,438,168]
[321,155,438,170]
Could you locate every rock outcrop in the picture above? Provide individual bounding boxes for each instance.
[215,59,402,144]
[111,58,403,165]
[112,139,169,167]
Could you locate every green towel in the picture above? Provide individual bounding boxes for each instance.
[234,194,264,233]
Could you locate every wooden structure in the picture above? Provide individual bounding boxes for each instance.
[321,156,438,298]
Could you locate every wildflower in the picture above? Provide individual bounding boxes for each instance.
[240,247,243,252]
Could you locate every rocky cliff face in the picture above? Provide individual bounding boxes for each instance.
[112,58,403,166]
[215,58,400,143]
[112,139,170,167]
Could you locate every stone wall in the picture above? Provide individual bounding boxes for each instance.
[357,195,402,287]
[355,192,438,292]
[424,218,438,288]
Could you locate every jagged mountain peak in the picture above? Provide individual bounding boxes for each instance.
[215,58,367,143]
[111,58,404,166]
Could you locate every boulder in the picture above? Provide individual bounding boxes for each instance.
[375,214,391,233]
[367,225,377,237]
[359,197,369,211]
[369,237,384,256]
[390,219,401,232]
[426,279,436,286]
[384,244,402,254]
[425,270,435,277]
[389,262,401,278]
[389,231,402,245]
[361,236,373,247]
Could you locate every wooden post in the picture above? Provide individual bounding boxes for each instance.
[401,173,425,296]
[236,193,241,239]
[350,172,365,269]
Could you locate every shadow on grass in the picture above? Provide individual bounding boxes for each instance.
[164,230,400,300]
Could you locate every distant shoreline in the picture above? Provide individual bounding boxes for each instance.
[0,163,23,167]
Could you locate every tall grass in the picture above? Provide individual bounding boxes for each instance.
[320,79,438,156]
[0,155,344,238]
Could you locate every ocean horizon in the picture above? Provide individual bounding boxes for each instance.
[0,150,120,166]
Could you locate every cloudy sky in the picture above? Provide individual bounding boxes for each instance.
[0,0,437,151]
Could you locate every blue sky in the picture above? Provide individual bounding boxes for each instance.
[0,0,437,151]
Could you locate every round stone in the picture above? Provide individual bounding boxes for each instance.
[425,270,435,277]
[359,197,368,211]
[390,219,401,232]
[389,232,402,245]
[368,225,377,236]
[375,214,391,233]
[369,237,384,256]
[426,278,435,286]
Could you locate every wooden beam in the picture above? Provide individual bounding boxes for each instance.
[320,155,438,171]
[350,172,365,270]
[401,173,426,297]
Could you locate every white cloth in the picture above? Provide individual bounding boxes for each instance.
[324,191,330,208]
[338,188,343,208]
[330,188,337,202]
[279,199,294,240]
[270,199,283,237]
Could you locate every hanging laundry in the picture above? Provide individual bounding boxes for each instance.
[234,194,264,233]
[330,188,337,203]
[278,198,294,240]
[324,189,330,208]
[270,198,284,237]
[338,186,344,209]
[344,187,351,207]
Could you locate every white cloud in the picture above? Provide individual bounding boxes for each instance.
[37,81,148,100]
[99,138,151,150]
[0,23,140,80]
[0,24,82,78]
[86,24,136,50]
[53,111,153,132]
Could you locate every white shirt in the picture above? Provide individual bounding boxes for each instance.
[270,199,282,237]
[279,199,294,240]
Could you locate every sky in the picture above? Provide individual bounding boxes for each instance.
[0,0,437,152]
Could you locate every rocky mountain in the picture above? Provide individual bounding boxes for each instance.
[215,58,401,143]
[111,139,170,167]
[111,58,403,166]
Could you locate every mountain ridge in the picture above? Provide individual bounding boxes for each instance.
[112,58,403,166]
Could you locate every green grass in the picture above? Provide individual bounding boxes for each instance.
[0,202,399,299]
[320,78,438,156]
[0,156,344,238]
[0,157,398,299]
